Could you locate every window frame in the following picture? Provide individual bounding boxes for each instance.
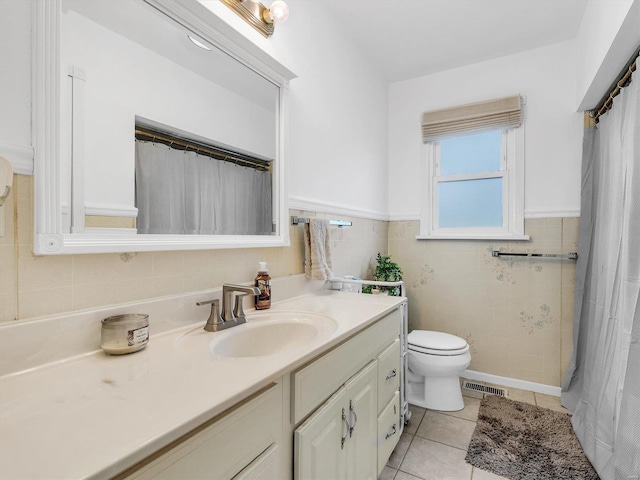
[418,127,529,240]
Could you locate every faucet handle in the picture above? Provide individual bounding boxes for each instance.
[196,299,218,306]
[233,293,249,323]
[197,299,223,332]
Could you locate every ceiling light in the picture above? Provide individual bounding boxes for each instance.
[221,0,289,38]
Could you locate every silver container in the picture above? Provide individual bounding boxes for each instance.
[101,314,149,355]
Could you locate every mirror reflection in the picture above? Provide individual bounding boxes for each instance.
[59,0,279,236]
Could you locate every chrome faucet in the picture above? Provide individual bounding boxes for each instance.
[197,284,260,332]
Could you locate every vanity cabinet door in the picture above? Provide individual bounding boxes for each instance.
[294,386,348,480]
[294,361,378,480]
[344,361,378,480]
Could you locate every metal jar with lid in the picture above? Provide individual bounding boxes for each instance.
[101,314,149,355]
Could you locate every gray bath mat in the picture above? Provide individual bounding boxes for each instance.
[465,395,599,480]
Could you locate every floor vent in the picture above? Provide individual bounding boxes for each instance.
[462,381,508,397]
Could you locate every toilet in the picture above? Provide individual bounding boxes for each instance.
[406,330,471,411]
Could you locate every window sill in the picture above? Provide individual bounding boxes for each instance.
[416,234,531,241]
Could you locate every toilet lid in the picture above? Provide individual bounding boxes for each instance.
[408,330,468,352]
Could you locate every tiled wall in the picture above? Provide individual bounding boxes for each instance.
[0,175,577,388]
[389,218,578,387]
[295,209,389,281]
[0,175,388,322]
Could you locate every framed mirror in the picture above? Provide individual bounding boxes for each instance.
[33,0,295,255]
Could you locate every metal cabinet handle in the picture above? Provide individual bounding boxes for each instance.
[349,400,358,438]
[385,424,397,439]
[386,369,397,381]
[341,408,349,449]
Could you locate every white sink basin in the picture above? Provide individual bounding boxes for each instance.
[210,312,338,358]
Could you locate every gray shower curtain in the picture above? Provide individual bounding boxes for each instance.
[135,141,273,235]
[561,58,640,480]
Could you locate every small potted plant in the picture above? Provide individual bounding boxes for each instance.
[363,253,403,296]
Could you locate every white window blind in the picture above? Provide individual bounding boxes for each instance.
[421,94,522,143]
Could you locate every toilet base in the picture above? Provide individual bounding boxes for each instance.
[407,376,465,412]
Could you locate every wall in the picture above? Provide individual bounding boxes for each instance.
[0,0,32,174]
[0,174,387,321]
[387,40,583,219]
[575,0,639,110]
[0,0,390,323]
[386,40,584,388]
[200,0,391,218]
[390,218,577,387]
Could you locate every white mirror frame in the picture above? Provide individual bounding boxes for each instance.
[33,0,295,255]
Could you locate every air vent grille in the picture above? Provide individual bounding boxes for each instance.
[462,381,508,397]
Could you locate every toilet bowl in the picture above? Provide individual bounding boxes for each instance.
[407,330,471,411]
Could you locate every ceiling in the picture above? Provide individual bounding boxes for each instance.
[321,0,588,82]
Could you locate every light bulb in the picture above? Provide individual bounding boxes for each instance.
[265,0,289,24]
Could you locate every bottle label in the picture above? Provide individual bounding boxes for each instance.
[256,278,271,309]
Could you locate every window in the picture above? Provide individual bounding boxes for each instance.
[418,95,528,240]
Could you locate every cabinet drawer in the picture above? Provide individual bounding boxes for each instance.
[377,391,400,476]
[121,383,282,480]
[233,443,280,480]
[377,339,400,411]
[292,309,401,424]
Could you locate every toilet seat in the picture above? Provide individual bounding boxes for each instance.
[408,331,469,356]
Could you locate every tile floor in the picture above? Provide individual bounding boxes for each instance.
[380,380,569,480]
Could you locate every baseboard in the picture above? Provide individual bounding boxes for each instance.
[463,369,562,397]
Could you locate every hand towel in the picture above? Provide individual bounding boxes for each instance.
[303,218,333,281]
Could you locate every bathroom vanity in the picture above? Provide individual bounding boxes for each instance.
[0,283,406,479]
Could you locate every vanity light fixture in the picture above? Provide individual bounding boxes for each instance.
[220,0,289,38]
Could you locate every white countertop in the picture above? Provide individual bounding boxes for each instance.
[0,291,404,480]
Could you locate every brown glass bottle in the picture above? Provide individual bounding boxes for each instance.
[255,262,271,310]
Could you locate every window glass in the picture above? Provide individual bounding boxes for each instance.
[439,130,501,176]
[438,177,503,228]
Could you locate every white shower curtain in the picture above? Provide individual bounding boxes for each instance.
[561,58,640,480]
[135,141,272,235]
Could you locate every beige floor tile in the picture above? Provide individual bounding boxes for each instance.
[535,392,569,413]
[388,432,413,469]
[416,411,476,451]
[400,437,473,480]
[405,404,426,435]
[472,467,510,479]
[395,471,424,480]
[440,396,481,422]
[462,387,484,400]
[379,466,398,480]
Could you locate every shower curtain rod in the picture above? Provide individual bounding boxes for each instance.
[134,128,271,171]
[590,46,639,124]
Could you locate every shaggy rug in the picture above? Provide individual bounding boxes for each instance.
[465,395,599,480]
